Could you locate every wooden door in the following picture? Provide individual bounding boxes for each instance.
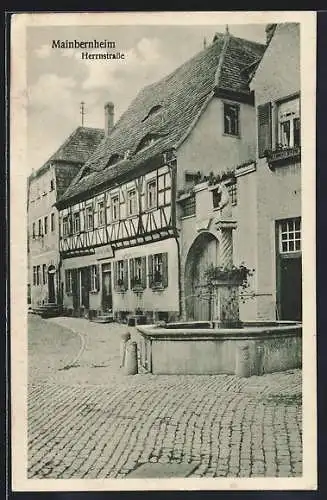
[280,256,302,321]
[102,264,112,312]
[185,233,219,321]
[48,273,55,303]
[80,267,90,309]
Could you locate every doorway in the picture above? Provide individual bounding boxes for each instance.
[48,266,56,303]
[184,232,219,321]
[276,218,302,321]
[279,256,302,321]
[102,263,112,312]
[80,267,90,309]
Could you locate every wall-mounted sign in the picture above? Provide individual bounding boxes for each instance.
[95,244,114,261]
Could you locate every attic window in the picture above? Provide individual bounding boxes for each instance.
[81,166,91,178]
[142,105,162,122]
[135,134,160,153]
[107,154,121,167]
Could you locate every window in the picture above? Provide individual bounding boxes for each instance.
[63,216,69,236]
[51,213,55,232]
[86,206,94,230]
[33,266,37,285]
[36,265,41,285]
[130,257,146,289]
[98,201,105,226]
[224,103,240,136]
[44,216,48,235]
[147,179,157,209]
[257,96,300,158]
[228,183,237,206]
[42,264,47,285]
[278,98,300,148]
[212,188,222,209]
[90,265,99,292]
[38,219,42,237]
[114,260,128,290]
[50,179,54,191]
[279,218,301,253]
[142,105,162,122]
[73,212,80,233]
[32,222,36,239]
[149,252,168,288]
[135,134,159,153]
[127,189,137,216]
[181,195,196,217]
[111,195,120,221]
[65,270,73,294]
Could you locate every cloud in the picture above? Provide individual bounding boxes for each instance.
[34,44,52,58]
[27,73,77,111]
[81,37,165,91]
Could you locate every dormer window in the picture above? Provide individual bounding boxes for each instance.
[142,104,162,122]
[135,134,160,153]
[81,166,91,179]
[107,154,121,167]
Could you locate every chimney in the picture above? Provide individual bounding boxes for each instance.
[265,24,277,45]
[104,101,114,136]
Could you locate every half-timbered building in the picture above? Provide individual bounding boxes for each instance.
[27,126,104,314]
[55,29,266,322]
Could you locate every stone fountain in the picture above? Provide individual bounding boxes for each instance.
[137,184,302,377]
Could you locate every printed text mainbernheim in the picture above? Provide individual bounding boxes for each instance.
[52,39,116,49]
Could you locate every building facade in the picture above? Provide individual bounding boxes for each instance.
[27,126,104,311]
[55,29,266,322]
[177,23,301,323]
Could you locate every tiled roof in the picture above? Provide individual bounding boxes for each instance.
[57,33,265,207]
[28,126,105,183]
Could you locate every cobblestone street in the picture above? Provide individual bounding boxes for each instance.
[28,315,303,479]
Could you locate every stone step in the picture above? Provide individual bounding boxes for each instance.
[91,315,114,324]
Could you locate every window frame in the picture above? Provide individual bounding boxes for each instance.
[62,216,69,237]
[97,201,105,227]
[146,178,157,210]
[44,216,48,235]
[73,212,81,234]
[86,205,94,231]
[51,213,55,232]
[277,97,300,149]
[90,265,98,292]
[127,188,138,216]
[111,195,120,222]
[223,102,240,137]
[279,218,301,254]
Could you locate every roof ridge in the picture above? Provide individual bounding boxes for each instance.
[214,31,230,87]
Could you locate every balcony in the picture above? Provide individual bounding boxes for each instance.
[266,146,301,170]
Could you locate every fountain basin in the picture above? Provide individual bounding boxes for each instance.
[136,321,302,376]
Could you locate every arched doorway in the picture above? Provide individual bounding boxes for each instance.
[48,265,56,304]
[184,232,219,321]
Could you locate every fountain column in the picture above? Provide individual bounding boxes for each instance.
[213,220,242,328]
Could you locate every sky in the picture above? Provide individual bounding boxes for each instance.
[26,23,267,175]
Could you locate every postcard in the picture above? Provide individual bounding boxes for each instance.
[10,10,317,492]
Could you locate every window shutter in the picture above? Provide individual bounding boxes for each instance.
[257,102,272,158]
[114,261,118,290]
[72,269,77,293]
[148,255,153,287]
[129,259,134,287]
[162,252,168,288]
[141,257,147,288]
[123,260,129,290]
[96,264,100,291]
[65,270,68,292]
